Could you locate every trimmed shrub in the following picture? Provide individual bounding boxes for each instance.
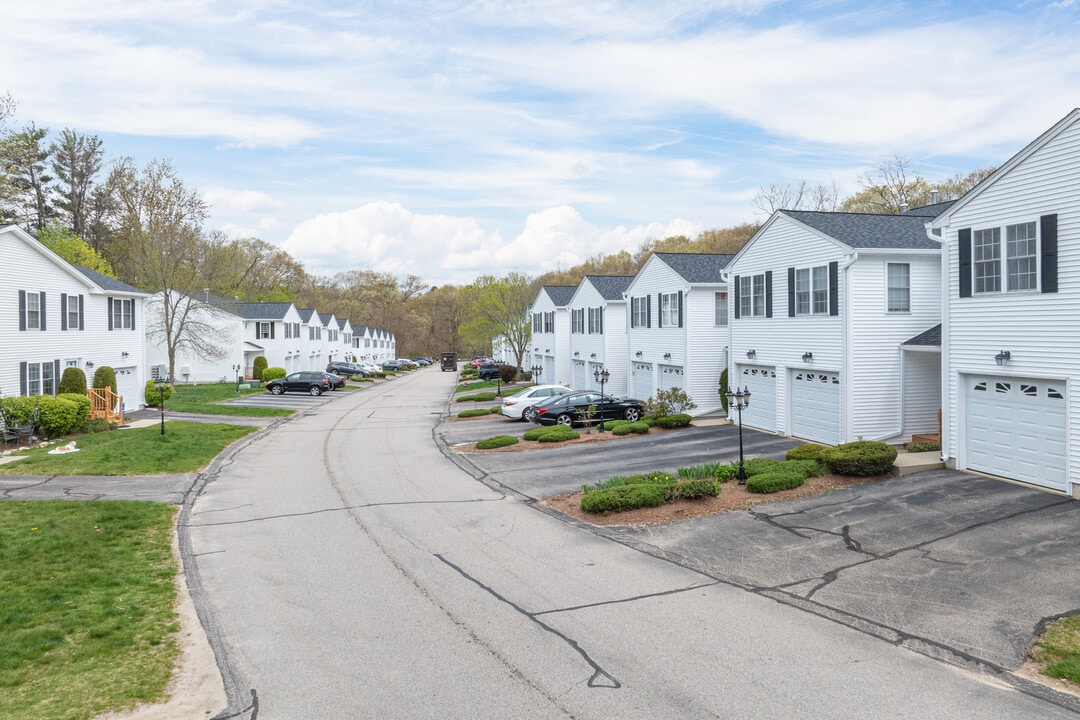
[786,443,828,461]
[782,459,825,478]
[499,364,517,383]
[459,408,494,418]
[251,356,268,381]
[642,417,657,428]
[673,479,721,499]
[35,396,82,437]
[821,441,898,477]
[523,427,549,441]
[906,441,941,453]
[583,476,631,494]
[0,396,39,426]
[456,392,498,402]
[476,435,519,449]
[262,367,287,381]
[144,381,173,407]
[580,484,668,514]
[538,428,579,442]
[656,413,692,429]
[57,367,88,395]
[747,469,807,494]
[644,387,697,418]
[80,418,117,434]
[718,368,729,413]
[611,421,649,435]
[744,457,780,476]
[56,393,92,426]
[626,470,678,486]
[92,365,116,392]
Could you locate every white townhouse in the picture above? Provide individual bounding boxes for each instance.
[623,253,733,414]
[725,210,944,445]
[296,308,320,370]
[529,286,575,387]
[1,224,149,409]
[144,291,244,384]
[318,312,341,364]
[929,108,1080,496]
[236,301,304,375]
[337,318,353,361]
[567,275,633,395]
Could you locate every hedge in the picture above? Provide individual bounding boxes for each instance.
[459,408,494,418]
[475,435,519,449]
[581,484,668,514]
[144,381,173,407]
[538,428,579,442]
[57,367,87,395]
[611,421,649,435]
[656,413,692,429]
[673,479,721,499]
[747,469,807,494]
[35,396,84,437]
[821,441,897,476]
[56,393,92,427]
[262,367,287,381]
[456,392,498,402]
[92,366,116,392]
[786,444,828,461]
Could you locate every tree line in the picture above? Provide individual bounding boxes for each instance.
[0,95,995,367]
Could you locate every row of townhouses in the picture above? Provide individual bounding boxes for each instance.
[524,108,1080,498]
[1,224,395,410]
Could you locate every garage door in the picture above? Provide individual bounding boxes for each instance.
[115,366,138,411]
[573,360,586,390]
[737,365,776,432]
[790,371,840,444]
[965,375,1067,491]
[659,365,685,391]
[633,362,653,400]
[588,362,604,391]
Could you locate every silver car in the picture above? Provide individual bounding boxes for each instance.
[500,384,572,422]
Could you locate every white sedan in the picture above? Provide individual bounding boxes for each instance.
[501,384,573,422]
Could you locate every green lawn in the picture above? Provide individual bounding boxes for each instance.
[0,500,179,720]
[164,382,292,417]
[1033,615,1080,684]
[0,422,257,475]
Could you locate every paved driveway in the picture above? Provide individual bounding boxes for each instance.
[447,418,1080,685]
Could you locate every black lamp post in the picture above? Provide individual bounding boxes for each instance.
[593,367,610,432]
[154,380,166,436]
[233,364,241,393]
[531,364,543,385]
[725,385,751,484]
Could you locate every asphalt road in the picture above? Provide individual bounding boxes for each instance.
[181,369,1080,719]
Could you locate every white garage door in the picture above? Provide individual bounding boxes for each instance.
[737,365,776,432]
[790,371,840,445]
[115,367,138,411]
[965,375,1067,491]
[573,361,587,390]
[588,362,604,391]
[659,365,685,391]
[633,362,653,400]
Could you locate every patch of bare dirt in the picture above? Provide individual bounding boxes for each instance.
[539,473,886,527]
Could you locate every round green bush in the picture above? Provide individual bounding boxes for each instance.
[786,444,828,461]
[498,364,517,383]
[674,479,720,498]
[611,421,649,435]
[821,441,898,476]
[92,365,116,392]
[57,367,87,395]
[251,356,268,381]
[262,367,287,381]
[656,413,693,429]
[714,463,738,483]
[522,427,549,441]
[538,428,579,442]
[743,457,780,476]
[475,435,519,449]
[0,396,39,425]
[459,408,493,418]
[56,393,91,427]
[780,459,825,479]
[580,484,668,514]
[35,396,82,437]
[746,469,807,494]
[144,381,173,407]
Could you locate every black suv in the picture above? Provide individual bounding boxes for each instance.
[477,363,505,380]
[326,361,369,378]
[266,371,332,396]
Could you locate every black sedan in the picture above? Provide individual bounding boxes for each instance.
[323,372,346,389]
[531,391,644,427]
[266,371,331,396]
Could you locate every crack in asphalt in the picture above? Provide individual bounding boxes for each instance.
[436,553,622,689]
[532,582,717,617]
[182,497,503,527]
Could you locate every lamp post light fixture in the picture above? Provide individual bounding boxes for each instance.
[746,349,756,359]
[724,385,752,484]
[995,350,1011,367]
[154,380,167,436]
[232,364,241,393]
[593,367,610,432]
[531,365,543,385]
[802,352,813,363]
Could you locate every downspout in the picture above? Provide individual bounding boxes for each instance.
[839,253,857,442]
[719,271,733,402]
[928,222,950,464]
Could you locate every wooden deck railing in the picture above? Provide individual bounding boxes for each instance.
[87,387,124,425]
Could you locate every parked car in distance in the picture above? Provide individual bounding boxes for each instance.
[413,357,432,366]
[501,384,573,422]
[398,358,419,368]
[469,356,492,368]
[477,363,508,381]
[381,360,404,371]
[326,361,369,378]
[266,371,332,396]
[531,391,644,427]
[358,362,379,374]
[323,372,346,389]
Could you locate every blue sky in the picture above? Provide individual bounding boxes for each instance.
[4,1,1080,285]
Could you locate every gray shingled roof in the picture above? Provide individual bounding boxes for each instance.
[237,301,295,320]
[542,285,577,306]
[901,200,957,217]
[318,312,335,325]
[584,275,634,300]
[74,266,146,294]
[782,211,940,249]
[337,318,349,330]
[297,308,316,322]
[654,253,734,283]
[903,324,942,347]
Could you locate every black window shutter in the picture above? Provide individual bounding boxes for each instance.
[78,295,84,330]
[646,296,651,328]
[677,291,683,328]
[733,276,741,319]
[61,293,68,331]
[828,261,839,316]
[765,271,773,318]
[20,362,27,396]
[53,359,60,394]
[108,298,114,330]
[19,290,26,331]
[600,307,604,334]
[657,293,663,328]
[1041,214,1058,294]
[787,267,795,317]
[270,322,275,339]
[629,298,635,328]
[130,300,136,331]
[958,228,972,298]
[39,292,46,331]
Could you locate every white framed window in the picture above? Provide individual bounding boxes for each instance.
[25,361,56,396]
[571,308,584,334]
[741,274,766,317]
[631,296,648,327]
[794,268,810,315]
[973,227,1002,293]
[588,307,603,333]
[26,291,41,330]
[887,263,910,313]
[794,266,829,315]
[972,221,1041,294]
[1007,221,1038,291]
[660,292,679,327]
[714,291,728,326]
[111,298,133,329]
[65,295,80,329]
[257,321,272,339]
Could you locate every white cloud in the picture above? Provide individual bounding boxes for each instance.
[202,187,283,213]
